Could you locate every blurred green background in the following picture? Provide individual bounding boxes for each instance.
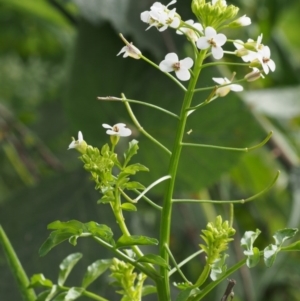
[1,0,300,300]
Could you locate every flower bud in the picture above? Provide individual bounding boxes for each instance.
[244,68,264,82]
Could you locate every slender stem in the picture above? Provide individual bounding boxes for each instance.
[97,96,179,119]
[0,225,37,301]
[132,189,163,211]
[201,62,250,69]
[229,203,234,228]
[164,243,190,283]
[172,170,280,204]
[169,249,203,276]
[189,258,247,301]
[181,131,273,152]
[123,97,172,156]
[193,78,246,93]
[140,55,187,92]
[134,175,171,202]
[157,50,207,301]
[60,285,110,301]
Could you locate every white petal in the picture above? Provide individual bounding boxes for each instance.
[204,27,216,39]
[230,84,243,92]
[114,123,126,128]
[170,17,181,29]
[106,130,118,135]
[262,46,271,58]
[193,23,203,33]
[165,52,178,62]
[68,141,76,149]
[159,60,174,72]
[262,63,269,74]
[268,59,276,72]
[102,123,112,129]
[215,33,227,46]
[118,127,132,137]
[212,77,226,85]
[167,0,177,7]
[78,131,83,142]
[141,11,150,23]
[233,40,244,50]
[212,46,224,59]
[117,46,126,56]
[180,57,193,69]
[175,69,190,81]
[196,37,210,49]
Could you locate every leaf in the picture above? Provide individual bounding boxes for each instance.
[47,220,84,232]
[64,287,85,301]
[210,254,228,281]
[36,290,51,301]
[124,140,139,166]
[121,203,137,211]
[45,285,59,301]
[58,253,83,286]
[281,240,300,252]
[141,285,157,297]
[175,288,194,301]
[122,163,149,175]
[84,221,114,244]
[116,235,158,248]
[82,259,112,288]
[28,274,52,288]
[272,228,298,246]
[52,292,67,301]
[137,254,169,268]
[264,244,279,267]
[246,247,260,268]
[122,181,145,190]
[241,229,261,251]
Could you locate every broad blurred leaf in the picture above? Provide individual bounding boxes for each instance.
[82,259,112,289]
[272,228,298,246]
[29,274,52,288]
[58,253,82,286]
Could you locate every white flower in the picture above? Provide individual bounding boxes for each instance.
[117,43,141,59]
[234,40,258,62]
[196,27,227,59]
[68,131,87,153]
[159,52,193,81]
[212,77,243,97]
[102,123,132,137]
[176,20,203,42]
[140,0,180,31]
[234,15,251,26]
[257,46,276,74]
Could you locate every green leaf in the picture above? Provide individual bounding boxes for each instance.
[141,285,157,297]
[137,254,169,268]
[175,288,194,301]
[122,163,149,174]
[68,236,80,246]
[121,203,137,211]
[116,235,158,248]
[124,140,139,166]
[36,290,51,301]
[82,259,112,288]
[122,181,145,190]
[45,285,59,301]
[97,194,115,204]
[281,240,300,251]
[210,254,228,281]
[241,229,261,251]
[58,253,83,286]
[264,244,279,267]
[84,221,114,244]
[52,292,67,301]
[273,228,298,246]
[64,287,85,301]
[28,274,52,288]
[246,247,260,268]
[47,220,84,232]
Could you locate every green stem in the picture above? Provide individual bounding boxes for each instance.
[193,78,246,93]
[190,258,247,301]
[194,263,210,287]
[164,243,190,283]
[156,50,207,301]
[0,225,37,301]
[229,203,234,228]
[60,285,110,301]
[97,96,179,119]
[201,62,249,69]
[132,189,163,211]
[123,98,172,156]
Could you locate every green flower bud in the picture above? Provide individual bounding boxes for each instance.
[191,0,239,28]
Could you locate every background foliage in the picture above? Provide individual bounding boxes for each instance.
[0,0,300,300]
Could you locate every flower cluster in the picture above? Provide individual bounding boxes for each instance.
[116,1,275,91]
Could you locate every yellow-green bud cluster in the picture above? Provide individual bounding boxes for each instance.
[199,215,236,264]
[80,144,117,192]
[191,0,239,28]
[109,258,147,301]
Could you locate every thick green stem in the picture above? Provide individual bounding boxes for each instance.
[0,225,37,301]
[156,50,207,301]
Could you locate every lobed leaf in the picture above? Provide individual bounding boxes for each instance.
[28,274,52,288]
[137,254,170,268]
[124,140,139,166]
